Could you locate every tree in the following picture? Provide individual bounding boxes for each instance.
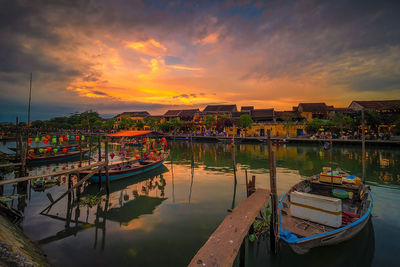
[144,117,159,130]
[103,119,115,131]
[159,121,173,132]
[135,120,145,130]
[331,113,353,134]
[92,119,103,130]
[305,119,324,134]
[239,114,253,130]
[119,117,134,129]
[281,112,296,137]
[205,115,216,130]
[170,118,183,132]
[216,115,233,132]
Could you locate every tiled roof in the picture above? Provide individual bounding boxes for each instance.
[241,106,254,112]
[251,108,275,119]
[164,110,182,116]
[203,105,237,113]
[180,109,200,117]
[350,100,400,109]
[232,111,248,118]
[298,103,328,112]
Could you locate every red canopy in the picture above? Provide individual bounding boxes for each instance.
[105,130,152,137]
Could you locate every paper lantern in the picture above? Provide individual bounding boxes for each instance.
[41,136,45,141]
[78,145,80,149]
[53,148,58,153]
[29,149,34,153]
[46,135,50,140]
[66,144,69,148]
[142,137,147,143]
[160,150,164,154]
[135,154,140,160]
[28,138,32,143]
[44,139,48,144]
[57,146,60,149]
[64,136,68,141]
[150,152,154,156]
[52,135,57,139]
[144,153,148,157]
[71,136,75,140]
[62,148,67,153]
[39,148,43,153]
[34,137,39,143]
[59,137,63,143]
[81,135,85,141]
[142,148,146,152]
[110,152,115,159]
[119,151,124,155]
[72,147,76,151]
[75,136,80,141]
[52,138,57,143]
[47,147,52,151]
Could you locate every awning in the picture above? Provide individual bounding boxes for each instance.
[105,130,152,137]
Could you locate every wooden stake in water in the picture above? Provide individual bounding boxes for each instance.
[105,139,110,196]
[362,109,366,183]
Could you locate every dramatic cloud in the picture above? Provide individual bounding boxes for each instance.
[0,0,400,121]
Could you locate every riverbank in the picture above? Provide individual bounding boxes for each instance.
[163,135,400,146]
[0,214,50,266]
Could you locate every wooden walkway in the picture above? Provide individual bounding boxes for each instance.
[189,188,270,267]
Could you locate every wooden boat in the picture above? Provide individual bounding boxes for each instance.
[27,149,89,165]
[279,169,372,254]
[80,152,169,182]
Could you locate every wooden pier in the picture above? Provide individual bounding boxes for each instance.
[189,188,270,267]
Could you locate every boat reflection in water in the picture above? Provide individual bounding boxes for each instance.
[37,165,169,249]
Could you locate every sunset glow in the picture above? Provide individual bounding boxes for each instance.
[1,0,400,120]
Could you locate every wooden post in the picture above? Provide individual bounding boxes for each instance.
[105,139,110,195]
[269,151,278,254]
[88,136,92,165]
[15,117,19,162]
[79,138,82,167]
[361,109,366,183]
[98,137,102,190]
[245,169,249,197]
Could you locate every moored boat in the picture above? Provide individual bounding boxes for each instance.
[27,149,89,165]
[80,152,169,182]
[279,168,372,254]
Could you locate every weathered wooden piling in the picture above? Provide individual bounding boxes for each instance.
[98,137,102,189]
[267,129,279,254]
[105,140,110,195]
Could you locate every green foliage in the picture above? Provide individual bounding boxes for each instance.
[103,119,115,130]
[205,115,216,130]
[250,203,271,242]
[331,113,354,132]
[170,118,183,130]
[144,117,159,130]
[239,114,253,129]
[216,115,233,131]
[305,118,324,133]
[135,120,145,129]
[119,117,135,129]
[159,121,173,132]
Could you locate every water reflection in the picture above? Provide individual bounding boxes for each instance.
[37,166,168,249]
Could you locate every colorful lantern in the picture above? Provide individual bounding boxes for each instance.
[70,135,75,141]
[135,154,140,160]
[46,135,50,140]
[144,152,148,157]
[56,146,60,149]
[64,136,68,141]
[29,149,34,153]
[142,137,147,143]
[81,135,85,141]
[72,147,76,151]
[39,148,43,153]
[34,137,39,143]
[59,137,63,143]
[62,148,67,153]
[52,135,57,139]
[53,148,58,153]
[76,136,80,141]
[150,152,154,156]
[52,138,57,143]
[28,138,32,143]
[47,147,52,151]
[41,136,46,141]
[110,152,115,159]
[66,144,69,148]
[142,148,146,152]
[160,150,164,154]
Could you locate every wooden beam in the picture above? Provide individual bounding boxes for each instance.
[40,166,103,214]
[189,188,270,267]
[0,162,22,168]
[0,162,105,186]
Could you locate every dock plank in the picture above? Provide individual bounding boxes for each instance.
[189,188,270,267]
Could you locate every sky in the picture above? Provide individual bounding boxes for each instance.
[1,0,400,121]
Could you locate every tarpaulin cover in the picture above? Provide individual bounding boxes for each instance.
[105,130,152,137]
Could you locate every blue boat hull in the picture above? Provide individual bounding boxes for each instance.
[89,160,166,182]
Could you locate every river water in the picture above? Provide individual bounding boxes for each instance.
[1,141,399,266]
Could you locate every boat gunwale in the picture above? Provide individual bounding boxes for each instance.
[279,186,373,244]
